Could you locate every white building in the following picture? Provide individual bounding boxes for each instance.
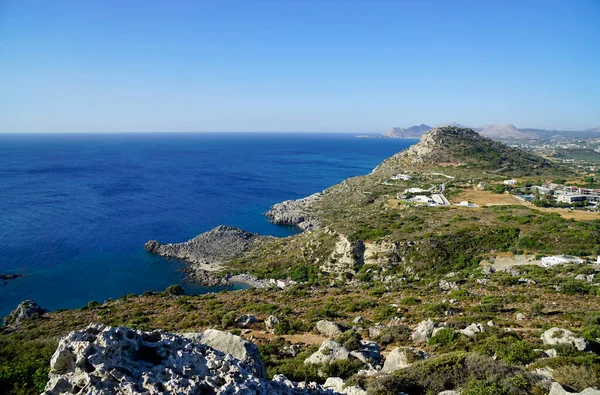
[405,187,430,194]
[391,174,412,181]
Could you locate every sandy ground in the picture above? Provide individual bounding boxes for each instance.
[247,330,327,346]
[487,254,541,271]
[452,190,600,221]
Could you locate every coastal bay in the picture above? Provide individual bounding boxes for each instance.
[0,132,415,316]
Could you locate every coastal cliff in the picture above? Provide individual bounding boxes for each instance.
[265,192,323,230]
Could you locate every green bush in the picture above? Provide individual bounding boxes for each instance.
[336,330,362,351]
[428,328,459,346]
[221,311,236,328]
[165,284,185,296]
[0,337,56,394]
[553,364,599,392]
[375,325,411,346]
[476,336,538,365]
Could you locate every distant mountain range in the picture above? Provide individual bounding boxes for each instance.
[382,123,600,140]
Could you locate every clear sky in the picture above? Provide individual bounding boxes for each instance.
[0,0,599,133]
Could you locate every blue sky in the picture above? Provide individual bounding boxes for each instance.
[0,0,598,133]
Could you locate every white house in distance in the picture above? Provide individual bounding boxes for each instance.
[503,179,517,185]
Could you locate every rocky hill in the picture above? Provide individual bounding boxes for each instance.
[478,124,537,139]
[380,126,552,173]
[382,124,431,138]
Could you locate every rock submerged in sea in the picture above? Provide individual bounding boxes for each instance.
[43,324,355,395]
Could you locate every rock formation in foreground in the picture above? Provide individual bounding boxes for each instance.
[43,324,351,395]
[265,192,322,231]
[145,225,272,285]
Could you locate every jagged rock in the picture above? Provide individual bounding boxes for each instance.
[265,193,322,231]
[316,320,344,338]
[323,377,367,395]
[190,328,267,377]
[145,225,272,285]
[350,341,382,368]
[541,328,588,351]
[368,324,386,339]
[460,323,484,338]
[304,340,378,370]
[44,324,346,395]
[304,340,350,365]
[3,300,45,328]
[321,236,365,274]
[411,319,437,345]
[381,347,428,373]
[481,265,495,275]
[387,317,404,326]
[363,241,401,267]
[265,315,280,332]
[534,367,555,379]
[353,316,364,324]
[438,280,458,291]
[549,382,600,395]
[236,314,256,328]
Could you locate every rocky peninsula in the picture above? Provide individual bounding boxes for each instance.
[145,225,274,286]
[264,192,322,231]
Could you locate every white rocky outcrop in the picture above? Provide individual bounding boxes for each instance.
[541,327,588,351]
[3,300,45,328]
[235,314,256,328]
[321,236,365,274]
[363,241,401,267]
[323,377,367,395]
[304,340,350,365]
[265,315,280,332]
[381,347,427,373]
[304,340,381,369]
[411,319,437,345]
[43,324,356,395]
[459,323,484,338]
[316,320,344,338]
[265,192,322,231]
[549,382,600,395]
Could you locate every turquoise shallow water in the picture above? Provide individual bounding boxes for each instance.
[0,132,416,317]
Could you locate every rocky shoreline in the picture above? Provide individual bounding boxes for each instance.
[264,192,322,231]
[145,191,324,286]
[145,225,274,286]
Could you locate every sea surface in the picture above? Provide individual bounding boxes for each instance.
[0,133,416,317]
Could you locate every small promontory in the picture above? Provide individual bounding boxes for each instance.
[145,225,273,284]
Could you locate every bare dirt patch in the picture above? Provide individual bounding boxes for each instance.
[453,190,600,221]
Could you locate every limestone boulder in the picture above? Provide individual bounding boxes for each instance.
[381,347,428,373]
[316,320,344,338]
[541,327,588,351]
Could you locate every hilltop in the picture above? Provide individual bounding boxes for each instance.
[377,126,552,174]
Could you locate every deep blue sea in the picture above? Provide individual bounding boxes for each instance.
[0,133,416,317]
